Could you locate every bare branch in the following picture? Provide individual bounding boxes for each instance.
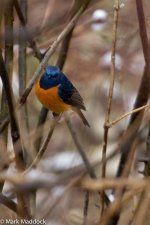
[19,0,92,106]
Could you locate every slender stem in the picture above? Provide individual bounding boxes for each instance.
[136,0,150,66]
[101,0,119,178]
[65,116,96,179]
[13,0,43,61]
[34,0,80,153]
[0,193,18,215]
[134,188,150,225]
[0,0,14,192]
[19,0,92,106]
[83,190,89,225]
[108,104,150,127]
[0,0,92,133]
[117,0,150,178]
[0,49,31,218]
[100,1,120,212]
[18,0,29,146]
[26,116,60,172]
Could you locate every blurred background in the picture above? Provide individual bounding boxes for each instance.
[0,0,150,225]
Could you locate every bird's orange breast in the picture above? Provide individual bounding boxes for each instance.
[35,80,71,113]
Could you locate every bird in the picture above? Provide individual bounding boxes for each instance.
[35,66,90,127]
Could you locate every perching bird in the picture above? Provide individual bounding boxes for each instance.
[35,66,90,127]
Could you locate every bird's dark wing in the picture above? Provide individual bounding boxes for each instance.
[58,73,86,110]
[65,87,86,110]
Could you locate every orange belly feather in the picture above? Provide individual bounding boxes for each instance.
[35,80,71,113]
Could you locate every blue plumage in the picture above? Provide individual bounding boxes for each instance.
[40,66,76,103]
[36,66,89,126]
[40,66,61,89]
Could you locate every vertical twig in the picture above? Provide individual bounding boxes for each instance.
[144,121,150,176]
[134,188,150,225]
[0,0,14,191]
[65,116,110,220]
[102,0,119,178]
[18,0,27,93]
[18,0,30,162]
[101,0,120,211]
[83,190,89,225]
[0,0,92,132]
[19,0,92,106]
[35,0,92,152]
[13,0,43,60]
[18,0,33,217]
[1,0,13,125]
[0,49,31,218]
[107,2,150,224]
[117,0,150,177]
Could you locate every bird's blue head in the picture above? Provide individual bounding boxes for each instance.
[45,66,60,77]
[40,66,61,89]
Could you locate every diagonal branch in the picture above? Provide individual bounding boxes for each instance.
[34,0,82,152]
[19,0,92,106]
[0,193,18,215]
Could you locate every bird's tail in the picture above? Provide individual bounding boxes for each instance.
[72,107,90,127]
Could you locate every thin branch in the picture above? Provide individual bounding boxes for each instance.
[34,107,48,152]
[108,104,150,127]
[65,115,110,204]
[81,178,150,192]
[83,190,89,225]
[0,0,92,133]
[144,120,150,176]
[0,117,9,134]
[100,0,120,212]
[18,0,29,151]
[34,0,81,153]
[25,115,61,172]
[134,188,150,225]
[19,0,92,106]
[0,0,14,192]
[18,0,27,95]
[65,115,96,179]
[1,0,13,124]
[0,52,24,170]
[0,49,31,218]
[117,0,150,178]
[101,0,120,178]
[103,2,150,218]
[136,0,150,66]
[0,193,18,215]
[13,0,43,61]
